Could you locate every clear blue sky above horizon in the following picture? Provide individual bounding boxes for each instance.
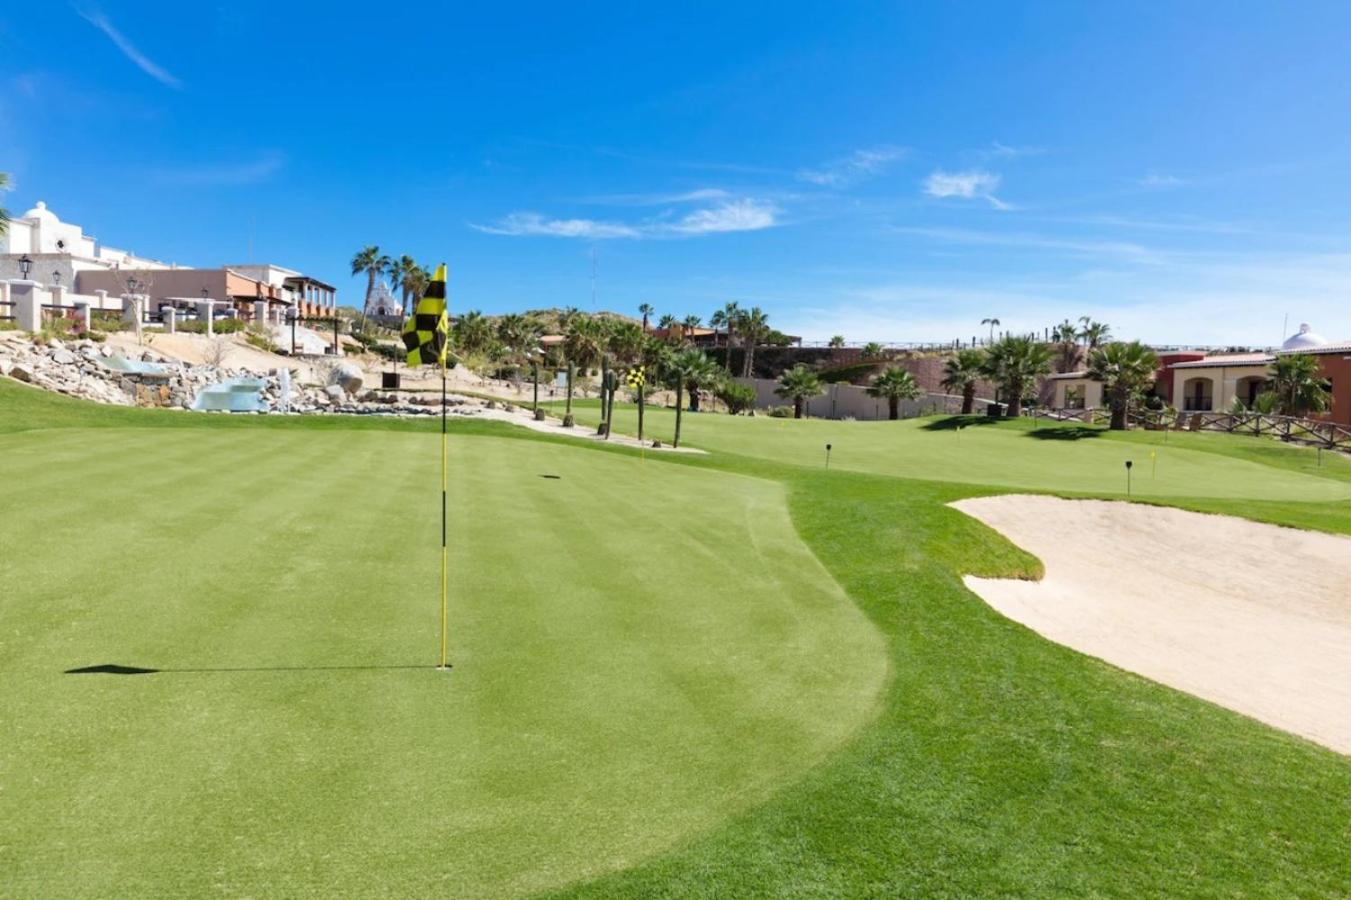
[5,1,1351,345]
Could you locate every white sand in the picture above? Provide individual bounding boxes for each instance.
[951,495,1351,754]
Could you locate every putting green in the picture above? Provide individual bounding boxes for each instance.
[0,427,886,897]
[553,402,1351,501]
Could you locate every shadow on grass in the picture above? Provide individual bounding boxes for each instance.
[65,662,433,675]
[922,415,1002,431]
[1024,426,1105,441]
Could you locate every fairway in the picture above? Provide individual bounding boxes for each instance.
[3,381,1349,898]
[553,401,1351,500]
[0,425,886,897]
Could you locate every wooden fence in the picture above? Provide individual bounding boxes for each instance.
[1026,407,1351,451]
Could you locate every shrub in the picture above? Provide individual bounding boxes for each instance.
[714,380,757,415]
[86,330,107,343]
[768,405,794,418]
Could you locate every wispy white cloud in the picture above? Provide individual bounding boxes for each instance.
[922,169,1011,210]
[472,213,641,239]
[893,225,1159,264]
[987,141,1045,158]
[151,153,285,186]
[473,198,780,239]
[797,146,907,188]
[77,7,182,89]
[1139,172,1186,188]
[583,187,731,206]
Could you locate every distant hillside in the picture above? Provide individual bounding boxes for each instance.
[516,308,642,334]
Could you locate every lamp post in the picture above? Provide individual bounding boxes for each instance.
[18,254,32,279]
[286,305,298,355]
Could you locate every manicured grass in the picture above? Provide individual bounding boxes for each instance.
[545,400,1351,501]
[1,423,885,896]
[3,376,1349,896]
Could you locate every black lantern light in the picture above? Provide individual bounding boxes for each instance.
[18,254,32,279]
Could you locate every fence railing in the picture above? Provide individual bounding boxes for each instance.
[1025,407,1351,450]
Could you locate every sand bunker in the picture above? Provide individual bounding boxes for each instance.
[952,495,1351,754]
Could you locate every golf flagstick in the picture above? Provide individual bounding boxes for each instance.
[401,263,452,670]
[440,358,449,670]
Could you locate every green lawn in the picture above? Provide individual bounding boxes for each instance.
[3,379,1349,897]
[544,400,1351,501]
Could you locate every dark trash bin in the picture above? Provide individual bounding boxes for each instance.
[382,372,401,390]
[986,402,1005,417]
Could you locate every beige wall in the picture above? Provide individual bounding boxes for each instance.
[1050,378,1103,409]
[736,377,988,420]
[1171,365,1271,412]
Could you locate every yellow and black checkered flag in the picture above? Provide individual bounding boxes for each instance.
[401,264,449,367]
[626,366,646,389]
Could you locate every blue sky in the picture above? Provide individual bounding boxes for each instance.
[5,1,1351,345]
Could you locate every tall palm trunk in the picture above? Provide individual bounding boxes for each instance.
[1006,378,1023,417]
[532,363,540,413]
[961,384,975,415]
[674,383,684,448]
[688,381,699,411]
[742,339,754,379]
[888,397,899,420]
[599,356,610,436]
[1110,404,1127,430]
[564,363,575,425]
[794,396,804,419]
[637,389,646,442]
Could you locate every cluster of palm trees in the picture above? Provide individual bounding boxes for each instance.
[772,362,924,420]
[708,301,773,378]
[350,246,434,314]
[556,309,725,448]
[1050,316,1113,372]
[940,331,1156,427]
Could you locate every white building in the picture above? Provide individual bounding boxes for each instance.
[0,201,171,285]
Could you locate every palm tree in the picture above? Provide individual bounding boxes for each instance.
[635,335,674,442]
[866,366,923,420]
[665,349,719,447]
[774,365,824,419]
[941,348,986,414]
[454,310,493,357]
[638,303,655,333]
[0,172,10,236]
[981,317,1001,344]
[1267,354,1331,417]
[861,341,884,359]
[386,255,418,309]
[401,264,431,314]
[562,315,605,427]
[657,313,679,337]
[980,335,1052,417]
[681,314,702,335]
[350,246,384,300]
[738,307,769,378]
[1052,319,1081,372]
[710,301,741,372]
[1079,319,1112,349]
[604,320,643,435]
[828,335,845,348]
[1086,341,1160,430]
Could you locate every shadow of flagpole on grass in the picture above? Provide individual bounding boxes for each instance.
[64,663,435,675]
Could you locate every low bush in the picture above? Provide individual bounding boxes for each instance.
[714,380,757,415]
[768,405,794,418]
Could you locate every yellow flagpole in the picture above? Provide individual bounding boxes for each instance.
[439,357,449,669]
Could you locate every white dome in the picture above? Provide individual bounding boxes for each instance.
[20,201,59,224]
[1281,323,1327,351]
